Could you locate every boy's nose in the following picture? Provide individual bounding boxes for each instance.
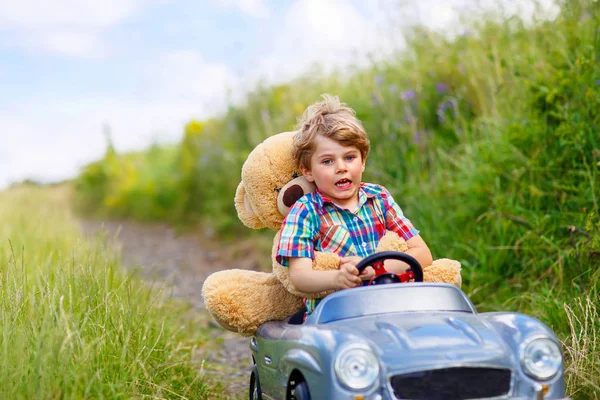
[335,159,347,172]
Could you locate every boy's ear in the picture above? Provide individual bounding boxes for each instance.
[361,157,366,172]
[300,165,314,183]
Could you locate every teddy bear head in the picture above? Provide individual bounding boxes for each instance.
[234,131,316,231]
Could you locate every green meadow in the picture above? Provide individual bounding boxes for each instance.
[0,185,223,399]
[57,0,600,397]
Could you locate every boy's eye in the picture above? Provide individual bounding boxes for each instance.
[345,155,356,161]
[322,159,333,165]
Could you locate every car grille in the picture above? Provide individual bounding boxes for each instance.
[390,367,512,399]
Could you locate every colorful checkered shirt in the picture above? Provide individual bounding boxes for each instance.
[276,182,419,315]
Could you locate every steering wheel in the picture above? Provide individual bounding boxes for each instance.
[356,251,423,285]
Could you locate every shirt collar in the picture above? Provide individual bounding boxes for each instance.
[314,183,375,212]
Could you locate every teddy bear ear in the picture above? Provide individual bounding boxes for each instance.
[235,181,265,229]
[276,176,316,217]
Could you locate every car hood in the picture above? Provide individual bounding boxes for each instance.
[328,312,514,371]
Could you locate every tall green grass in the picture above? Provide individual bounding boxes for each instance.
[74,0,600,396]
[0,185,216,399]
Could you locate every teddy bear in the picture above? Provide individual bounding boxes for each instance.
[201,131,462,336]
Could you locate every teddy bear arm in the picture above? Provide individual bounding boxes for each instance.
[202,269,304,336]
[376,231,462,288]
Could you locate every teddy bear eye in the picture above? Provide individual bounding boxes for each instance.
[274,187,281,193]
[292,171,299,179]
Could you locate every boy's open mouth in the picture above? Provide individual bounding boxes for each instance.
[335,179,352,188]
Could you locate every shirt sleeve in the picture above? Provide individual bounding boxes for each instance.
[381,187,419,241]
[276,202,316,267]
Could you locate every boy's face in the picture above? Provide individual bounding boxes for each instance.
[301,135,365,210]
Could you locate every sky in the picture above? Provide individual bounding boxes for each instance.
[0,0,558,188]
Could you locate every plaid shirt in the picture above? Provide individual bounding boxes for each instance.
[277,182,419,314]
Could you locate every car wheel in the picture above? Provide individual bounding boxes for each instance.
[249,366,263,400]
[291,381,310,400]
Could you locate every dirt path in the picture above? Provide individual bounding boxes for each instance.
[80,219,268,400]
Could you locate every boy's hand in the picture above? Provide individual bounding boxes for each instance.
[341,256,375,281]
[335,263,362,290]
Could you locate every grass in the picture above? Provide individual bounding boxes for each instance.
[563,296,600,399]
[0,184,220,399]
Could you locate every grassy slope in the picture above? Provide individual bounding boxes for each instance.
[0,185,220,399]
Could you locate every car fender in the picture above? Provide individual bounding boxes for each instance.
[279,348,322,375]
[481,311,567,397]
[481,312,561,352]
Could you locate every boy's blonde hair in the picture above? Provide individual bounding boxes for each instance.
[293,94,370,170]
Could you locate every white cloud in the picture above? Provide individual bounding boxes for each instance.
[0,50,234,188]
[406,0,560,35]
[0,0,148,58]
[0,114,105,187]
[0,100,211,188]
[252,0,395,84]
[215,0,270,18]
[0,0,143,29]
[149,51,234,104]
[21,31,108,58]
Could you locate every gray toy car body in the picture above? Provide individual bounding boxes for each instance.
[249,283,570,400]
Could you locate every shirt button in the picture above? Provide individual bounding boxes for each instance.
[353,217,358,222]
[362,242,367,247]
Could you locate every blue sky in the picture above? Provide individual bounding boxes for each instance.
[0,0,557,188]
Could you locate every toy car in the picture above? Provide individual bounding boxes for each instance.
[248,251,570,400]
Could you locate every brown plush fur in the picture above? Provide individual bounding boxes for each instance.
[202,131,462,336]
[202,269,303,334]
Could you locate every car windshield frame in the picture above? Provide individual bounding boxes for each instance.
[306,283,476,324]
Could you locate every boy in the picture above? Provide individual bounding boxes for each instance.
[277,94,433,315]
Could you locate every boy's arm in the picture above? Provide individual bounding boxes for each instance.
[379,186,432,272]
[289,257,363,293]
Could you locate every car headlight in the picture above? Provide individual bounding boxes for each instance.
[334,343,379,390]
[521,337,562,380]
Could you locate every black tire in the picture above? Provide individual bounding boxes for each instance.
[292,381,310,400]
[249,366,262,400]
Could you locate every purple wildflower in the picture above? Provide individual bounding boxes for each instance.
[581,11,591,22]
[389,84,398,94]
[371,92,381,107]
[401,89,416,101]
[404,105,415,123]
[437,100,457,122]
[374,74,385,87]
[413,130,432,144]
[261,109,270,123]
[413,131,423,144]
[596,79,600,85]
[436,82,448,94]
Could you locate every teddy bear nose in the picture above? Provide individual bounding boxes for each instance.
[282,184,304,207]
